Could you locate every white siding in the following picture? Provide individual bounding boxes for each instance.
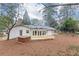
[30,29,54,40]
[9,26,30,39]
[9,26,55,40]
[46,30,53,35]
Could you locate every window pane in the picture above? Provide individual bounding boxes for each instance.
[40,31,41,35]
[33,31,34,36]
[35,31,37,35]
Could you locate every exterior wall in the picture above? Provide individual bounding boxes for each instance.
[46,30,54,36]
[9,26,55,40]
[9,26,30,39]
[31,35,54,40]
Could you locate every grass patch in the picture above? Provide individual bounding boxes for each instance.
[57,45,79,56]
[69,45,79,50]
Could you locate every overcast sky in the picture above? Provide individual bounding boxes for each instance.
[17,3,79,20]
[22,3,44,20]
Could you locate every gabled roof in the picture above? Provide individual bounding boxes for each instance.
[24,25,55,30]
[13,24,55,30]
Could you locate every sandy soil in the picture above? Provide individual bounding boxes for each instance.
[0,33,79,56]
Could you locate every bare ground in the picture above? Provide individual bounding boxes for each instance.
[0,33,79,56]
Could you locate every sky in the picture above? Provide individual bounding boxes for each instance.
[22,3,62,21]
[23,3,44,20]
[1,3,79,20]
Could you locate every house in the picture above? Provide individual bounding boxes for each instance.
[9,25,56,40]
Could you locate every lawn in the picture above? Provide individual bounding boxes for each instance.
[0,33,79,56]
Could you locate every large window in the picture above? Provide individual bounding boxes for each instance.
[32,30,46,36]
[43,31,46,35]
[35,31,37,35]
[38,31,40,36]
[19,30,22,36]
[33,31,37,36]
[26,30,29,33]
[40,31,41,36]
[33,31,34,35]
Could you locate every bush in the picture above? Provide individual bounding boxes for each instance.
[60,17,78,33]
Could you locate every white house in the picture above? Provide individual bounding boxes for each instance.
[9,25,56,40]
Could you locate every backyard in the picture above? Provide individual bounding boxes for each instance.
[0,33,79,56]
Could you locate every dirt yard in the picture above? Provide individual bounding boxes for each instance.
[0,33,79,56]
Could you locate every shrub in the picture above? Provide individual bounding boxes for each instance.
[60,17,78,33]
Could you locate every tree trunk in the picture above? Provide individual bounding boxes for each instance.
[6,22,16,40]
[7,30,10,40]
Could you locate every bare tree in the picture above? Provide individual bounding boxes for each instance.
[0,3,21,40]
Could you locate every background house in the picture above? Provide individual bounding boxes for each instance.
[9,25,56,40]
